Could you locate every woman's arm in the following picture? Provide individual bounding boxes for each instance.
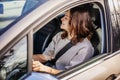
[33,54,47,63]
[32,61,62,75]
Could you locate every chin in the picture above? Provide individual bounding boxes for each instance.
[60,26,64,29]
[61,26,67,31]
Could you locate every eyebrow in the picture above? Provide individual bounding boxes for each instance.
[65,14,69,17]
[65,10,70,17]
[64,13,69,17]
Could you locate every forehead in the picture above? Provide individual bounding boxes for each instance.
[65,10,70,16]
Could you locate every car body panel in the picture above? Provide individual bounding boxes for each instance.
[60,50,120,80]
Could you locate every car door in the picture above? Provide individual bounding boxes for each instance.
[57,0,120,80]
[31,0,111,79]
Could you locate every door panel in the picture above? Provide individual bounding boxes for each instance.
[68,52,120,80]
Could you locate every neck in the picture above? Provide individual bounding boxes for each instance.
[67,32,73,40]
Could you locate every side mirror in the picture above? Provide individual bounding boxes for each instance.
[0,4,4,14]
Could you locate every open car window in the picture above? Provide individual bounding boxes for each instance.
[33,2,103,56]
[33,2,104,76]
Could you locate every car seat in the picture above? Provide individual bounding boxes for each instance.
[90,27,102,57]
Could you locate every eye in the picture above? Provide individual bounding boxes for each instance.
[65,17,68,20]
[64,16,69,20]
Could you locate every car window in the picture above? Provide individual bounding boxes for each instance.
[0,36,28,80]
[33,3,103,55]
[111,0,120,51]
[22,0,48,14]
[0,0,26,29]
[108,0,120,51]
[33,2,104,76]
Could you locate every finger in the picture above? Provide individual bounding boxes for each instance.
[32,59,34,62]
[32,61,39,65]
[32,64,37,68]
[33,67,40,71]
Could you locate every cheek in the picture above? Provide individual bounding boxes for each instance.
[64,21,69,27]
[61,22,68,29]
[61,19,70,30]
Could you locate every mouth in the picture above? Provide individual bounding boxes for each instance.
[61,23,65,26]
[60,24,64,28]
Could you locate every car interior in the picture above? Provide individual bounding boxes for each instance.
[33,3,102,58]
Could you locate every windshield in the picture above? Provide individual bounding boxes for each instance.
[0,0,48,35]
[0,0,25,30]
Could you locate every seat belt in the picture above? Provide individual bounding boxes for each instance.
[50,41,73,65]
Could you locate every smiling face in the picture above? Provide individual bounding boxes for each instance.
[60,10,71,32]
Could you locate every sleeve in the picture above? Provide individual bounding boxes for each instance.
[65,47,94,69]
[42,32,62,60]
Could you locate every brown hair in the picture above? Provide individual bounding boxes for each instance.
[61,6,95,44]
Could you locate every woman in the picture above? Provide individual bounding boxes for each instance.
[32,6,95,75]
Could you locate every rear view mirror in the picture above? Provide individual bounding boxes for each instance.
[0,4,3,14]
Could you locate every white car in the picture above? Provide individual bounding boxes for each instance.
[0,0,120,80]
